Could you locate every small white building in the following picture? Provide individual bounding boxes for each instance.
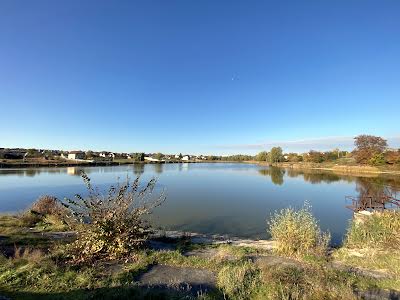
[68,151,85,160]
[100,152,115,158]
[181,155,190,161]
[144,156,161,162]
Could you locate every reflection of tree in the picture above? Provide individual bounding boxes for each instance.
[258,167,285,185]
[132,163,145,176]
[347,176,400,211]
[153,163,164,174]
[356,176,400,200]
[286,169,342,184]
[25,169,39,177]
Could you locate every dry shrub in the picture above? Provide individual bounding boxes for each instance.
[20,195,68,227]
[19,211,42,227]
[268,203,330,258]
[31,195,67,216]
[344,210,400,250]
[62,172,165,263]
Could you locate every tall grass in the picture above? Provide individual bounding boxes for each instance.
[268,203,330,257]
[217,261,261,300]
[344,210,400,250]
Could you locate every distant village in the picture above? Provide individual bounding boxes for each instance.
[0,148,209,163]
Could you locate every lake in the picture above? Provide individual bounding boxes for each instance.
[1,163,399,245]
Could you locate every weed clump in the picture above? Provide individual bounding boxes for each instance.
[268,203,330,258]
[344,210,400,250]
[217,261,261,300]
[20,195,69,228]
[61,172,165,263]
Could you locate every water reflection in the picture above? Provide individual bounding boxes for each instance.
[286,169,343,184]
[67,167,81,176]
[258,166,400,210]
[152,163,164,174]
[258,167,285,185]
[132,163,145,176]
[1,163,399,243]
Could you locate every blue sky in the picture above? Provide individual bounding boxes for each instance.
[1,0,399,154]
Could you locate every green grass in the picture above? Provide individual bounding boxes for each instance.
[343,211,400,250]
[268,203,330,258]
[2,211,400,299]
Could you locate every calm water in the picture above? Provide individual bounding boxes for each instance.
[1,163,399,244]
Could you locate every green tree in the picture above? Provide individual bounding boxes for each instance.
[369,153,386,166]
[131,153,145,162]
[255,151,268,162]
[268,147,283,164]
[154,153,164,160]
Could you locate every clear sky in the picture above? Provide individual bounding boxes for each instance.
[1,0,399,154]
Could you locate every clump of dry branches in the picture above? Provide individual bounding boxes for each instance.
[61,172,165,263]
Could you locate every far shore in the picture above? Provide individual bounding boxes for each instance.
[249,160,400,176]
[2,159,400,177]
[0,159,239,169]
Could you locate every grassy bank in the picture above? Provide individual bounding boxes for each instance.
[250,160,400,176]
[1,210,399,299]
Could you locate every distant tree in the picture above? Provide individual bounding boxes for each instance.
[27,148,36,155]
[221,154,254,161]
[304,151,325,163]
[353,135,388,164]
[86,150,94,159]
[154,153,164,160]
[286,153,303,162]
[131,153,145,162]
[323,151,339,161]
[207,155,220,161]
[255,151,268,162]
[26,148,40,158]
[268,147,283,164]
[179,153,183,159]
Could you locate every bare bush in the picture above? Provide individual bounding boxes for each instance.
[61,172,165,263]
[31,195,68,216]
[20,195,69,228]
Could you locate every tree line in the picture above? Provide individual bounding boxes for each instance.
[254,135,400,166]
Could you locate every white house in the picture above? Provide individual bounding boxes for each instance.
[100,152,115,158]
[181,155,190,161]
[68,151,85,160]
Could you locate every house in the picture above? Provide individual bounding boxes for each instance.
[68,151,85,160]
[100,152,116,159]
[181,155,190,161]
[1,149,27,159]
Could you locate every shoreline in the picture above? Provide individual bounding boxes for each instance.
[2,159,400,177]
[0,160,238,169]
[249,161,400,176]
